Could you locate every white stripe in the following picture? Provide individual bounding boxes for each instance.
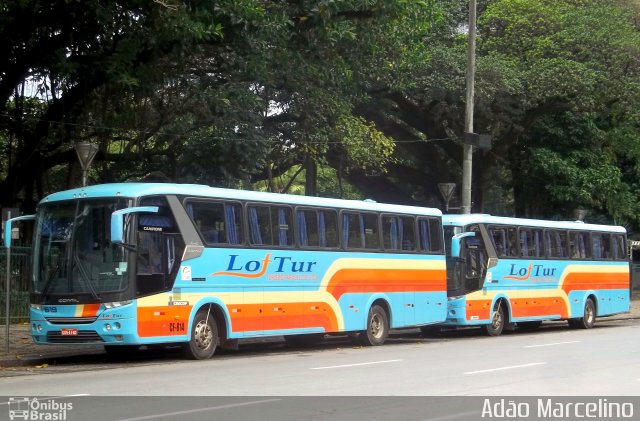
[311,359,402,370]
[524,341,580,348]
[464,362,546,375]
[116,398,281,421]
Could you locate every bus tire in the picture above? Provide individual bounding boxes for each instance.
[484,304,505,337]
[360,304,389,346]
[568,298,596,329]
[184,310,218,360]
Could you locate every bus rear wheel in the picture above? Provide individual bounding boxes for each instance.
[484,304,505,336]
[360,305,389,346]
[568,298,596,329]
[184,310,219,360]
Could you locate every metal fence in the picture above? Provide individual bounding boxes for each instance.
[0,246,31,323]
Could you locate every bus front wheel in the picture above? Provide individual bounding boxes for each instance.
[184,310,219,360]
[360,305,389,346]
[484,304,505,337]
[568,298,596,329]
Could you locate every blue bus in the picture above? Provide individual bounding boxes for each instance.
[5,183,447,359]
[442,214,630,335]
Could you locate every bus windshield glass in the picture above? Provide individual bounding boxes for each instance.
[32,198,130,300]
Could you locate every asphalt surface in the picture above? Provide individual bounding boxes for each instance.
[1,298,638,368]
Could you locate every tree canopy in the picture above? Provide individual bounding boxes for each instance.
[1,0,640,234]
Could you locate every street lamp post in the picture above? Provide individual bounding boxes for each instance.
[75,142,98,187]
[462,0,477,215]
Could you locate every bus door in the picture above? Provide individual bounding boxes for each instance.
[449,231,488,297]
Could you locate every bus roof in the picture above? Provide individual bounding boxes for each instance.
[40,183,442,217]
[442,214,626,234]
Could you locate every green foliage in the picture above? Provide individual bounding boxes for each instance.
[2,0,640,234]
[336,115,395,173]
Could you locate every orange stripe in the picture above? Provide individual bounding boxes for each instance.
[227,302,339,333]
[137,306,193,337]
[326,268,446,300]
[466,299,492,321]
[81,304,101,317]
[562,272,629,296]
[511,297,568,318]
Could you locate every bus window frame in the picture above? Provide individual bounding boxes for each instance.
[518,226,545,259]
[339,210,382,252]
[487,224,518,259]
[380,213,417,253]
[183,198,245,247]
[245,201,295,249]
[417,216,444,254]
[294,206,340,251]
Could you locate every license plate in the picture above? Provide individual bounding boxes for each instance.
[60,328,78,336]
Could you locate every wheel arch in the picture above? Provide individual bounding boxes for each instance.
[189,298,229,342]
[491,294,512,323]
[363,294,392,329]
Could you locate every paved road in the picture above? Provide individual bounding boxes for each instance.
[2,319,640,420]
[1,318,639,396]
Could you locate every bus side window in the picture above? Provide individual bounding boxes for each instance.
[383,215,416,251]
[545,230,567,258]
[342,212,378,249]
[592,233,611,259]
[418,217,441,253]
[569,231,590,259]
[272,206,293,247]
[319,210,338,248]
[612,234,626,260]
[519,228,543,258]
[489,225,517,257]
[186,201,243,245]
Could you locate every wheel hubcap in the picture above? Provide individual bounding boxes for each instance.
[194,320,213,350]
[586,304,594,324]
[492,310,502,329]
[370,314,382,339]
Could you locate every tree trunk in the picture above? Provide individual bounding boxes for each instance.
[304,157,317,196]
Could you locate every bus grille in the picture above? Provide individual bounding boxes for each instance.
[46,330,103,343]
[45,317,98,324]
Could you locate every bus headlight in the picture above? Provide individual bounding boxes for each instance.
[103,300,132,309]
[30,304,42,310]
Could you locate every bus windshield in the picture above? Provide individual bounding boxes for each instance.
[32,198,130,301]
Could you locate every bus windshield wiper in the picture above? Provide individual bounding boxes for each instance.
[40,263,61,304]
[73,247,101,302]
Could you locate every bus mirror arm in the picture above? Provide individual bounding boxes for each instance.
[111,206,159,245]
[4,214,35,248]
[450,232,476,258]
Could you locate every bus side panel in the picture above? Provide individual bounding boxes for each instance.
[169,249,447,339]
[561,262,630,317]
[445,260,630,326]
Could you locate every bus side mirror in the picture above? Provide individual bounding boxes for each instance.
[4,215,35,248]
[450,231,476,258]
[111,206,159,245]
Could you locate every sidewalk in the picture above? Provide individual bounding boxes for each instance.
[1,300,639,368]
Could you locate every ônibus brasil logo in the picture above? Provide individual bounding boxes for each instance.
[8,397,73,421]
